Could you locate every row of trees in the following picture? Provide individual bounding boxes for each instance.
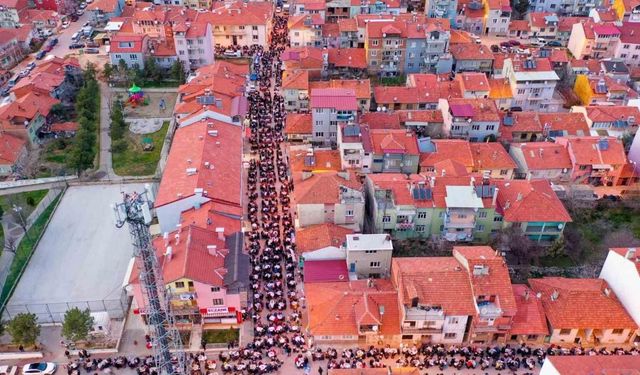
[102,59,186,86]
[3,308,94,347]
[110,100,129,154]
[67,63,100,175]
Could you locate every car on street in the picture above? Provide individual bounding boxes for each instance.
[507,40,521,46]
[61,20,70,28]
[76,9,84,15]
[78,2,87,8]
[22,363,56,375]
[18,69,29,78]
[224,49,242,58]
[83,47,99,54]
[69,14,79,21]
[49,37,58,46]
[26,62,36,71]
[546,40,562,47]
[85,41,99,48]
[35,50,47,59]
[490,44,499,52]
[69,42,84,49]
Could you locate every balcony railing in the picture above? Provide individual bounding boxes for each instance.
[396,222,415,230]
[401,326,442,334]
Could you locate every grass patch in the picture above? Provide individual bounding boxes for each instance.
[0,190,49,217]
[202,328,239,344]
[371,75,407,87]
[112,121,169,176]
[538,254,575,268]
[0,193,61,307]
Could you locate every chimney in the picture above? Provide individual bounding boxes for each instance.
[492,187,499,207]
[550,289,559,301]
[215,227,225,240]
[626,248,637,260]
[174,233,180,245]
[165,246,173,260]
[516,192,523,201]
[207,245,217,256]
[539,148,544,158]
[163,232,169,247]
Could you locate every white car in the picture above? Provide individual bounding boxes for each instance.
[22,363,56,375]
[61,21,70,29]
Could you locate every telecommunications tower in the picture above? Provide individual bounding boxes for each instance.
[113,190,186,375]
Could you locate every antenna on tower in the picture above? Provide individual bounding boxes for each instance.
[113,190,186,375]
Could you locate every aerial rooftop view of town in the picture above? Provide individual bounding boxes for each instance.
[0,0,640,373]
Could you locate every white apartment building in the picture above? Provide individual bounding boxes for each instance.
[345,233,393,279]
[503,57,561,112]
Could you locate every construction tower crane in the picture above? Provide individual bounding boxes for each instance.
[113,190,186,375]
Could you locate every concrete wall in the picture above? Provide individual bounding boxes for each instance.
[600,250,640,326]
[346,249,392,278]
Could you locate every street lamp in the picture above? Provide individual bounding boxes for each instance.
[12,205,31,244]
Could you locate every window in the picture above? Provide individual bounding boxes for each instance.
[559,329,572,335]
[252,35,259,41]
[612,329,625,334]
[494,216,503,222]
[370,261,381,268]
[624,44,630,49]
[486,125,495,131]
[527,334,538,340]
[252,26,258,31]
[115,54,122,59]
[198,39,204,44]
[444,333,456,339]
[372,40,379,46]
[329,132,337,138]
[472,125,480,131]
[478,211,487,218]
[294,32,299,36]
[517,88,526,95]
[177,40,184,45]
[175,281,185,288]
[636,45,640,50]
[579,165,588,170]
[365,250,377,254]
[382,215,391,223]
[239,25,245,30]
[417,211,427,219]
[188,281,194,287]
[179,50,185,55]
[415,225,425,232]
[212,298,224,306]
[315,132,324,137]
[346,209,354,217]
[370,50,377,57]
[500,169,508,175]
[211,286,220,292]
[448,317,459,324]
[129,54,138,60]
[476,224,485,232]
[402,335,413,340]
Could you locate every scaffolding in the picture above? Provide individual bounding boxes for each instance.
[113,191,186,375]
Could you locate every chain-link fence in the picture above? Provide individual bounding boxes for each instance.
[2,291,129,324]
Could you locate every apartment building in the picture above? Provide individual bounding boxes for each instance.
[201,1,273,47]
[555,136,630,186]
[509,142,573,182]
[337,123,373,173]
[572,105,640,137]
[450,43,494,73]
[404,19,451,74]
[527,12,559,40]
[288,14,323,47]
[0,0,27,28]
[469,143,516,179]
[282,70,310,112]
[573,75,638,106]
[310,88,357,145]
[441,98,501,141]
[425,0,458,24]
[568,21,621,60]
[455,0,485,34]
[483,0,511,36]
[614,22,640,67]
[529,0,602,16]
[173,22,215,71]
[368,129,420,174]
[345,233,393,279]
[502,56,561,112]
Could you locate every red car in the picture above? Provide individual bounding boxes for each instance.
[508,40,521,46]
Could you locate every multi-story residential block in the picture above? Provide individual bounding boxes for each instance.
[291,0,327,20]
[0,133,26,177]
[494,180,571,243]
[283,70,310,112]
[557,16,585,45]
[403,19,451,74]
[337,123,373,173]
[0,29,26,69]
[555,136,631,186]
[337,18,358,48]
[450,43,494,73]
[599,247,640,344]
[527,12,559,40]
[614,22,640,67]
[86,0,125,23]
[373,82,439,111]
[573,75,638,106]
[364,19,406,77]
[441,98,501,141]
[306,279,401,345]
[288,14,323,47]
[345,233,393,279]
[454,247,516,344]
[419,139,475,174]
[391,256,477,344]
[425,0,458,24]
[293,170,365,231]
[529,0,602,16]
[483,0,511,36]
[0,0,27,28]
[202,1,273,47]
[0,92,58,144]
[571,105,640,137]
[529,277,638,345]
[10,56,82,103]
[310,88,357,145]
[368,129,420,174]
[109,33,148,69]
[502,56,561,112]
[289,146,342,173]
[455,0,485,34]
[469,143,516,179]
[509,142,573,182]
[310,79,371,112]
[568,21,621,60]
[173,22,215,71]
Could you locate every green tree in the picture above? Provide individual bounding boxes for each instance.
[110,102,126,140]
[7,313,40,346]
[170,60,186,84]
[62,308,94,342]
[83,62,97,82]
[102,63,114,82]
[513,0,530,19]
[143,58,161,81]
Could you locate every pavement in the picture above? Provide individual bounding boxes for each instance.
[97,81,116,180]
[6,184,145,321]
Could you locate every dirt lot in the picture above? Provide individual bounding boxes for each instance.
[112,91,177,118]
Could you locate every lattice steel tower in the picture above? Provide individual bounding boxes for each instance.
[113,190,186,375]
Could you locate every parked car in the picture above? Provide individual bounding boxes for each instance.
[61,20,70,29]
[546,40,562,47]
[507,39,521,46]
[83,47,99,54]
[49,37,58,46]
[22,363,56,375]
[85,41,99,48]
[76,9,84,15]
[499,41,511,48]
[223,49,242,58]
[35,50,46,59]
[26,62,36,71]
[78,2,87,8]
[490,44,499,52]
[69,14,79,22]
[18,69,29,78]
[69,43,84,49]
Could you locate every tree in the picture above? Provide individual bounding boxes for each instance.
[143,58,161,81]
[102,63,114,82]
[110,103,126,140]
[170,60,186,84]
[7,313,40,346]
[83,62,97,82]
[513,0,530,19]
[490,226,542,265]
[62,308,94,342]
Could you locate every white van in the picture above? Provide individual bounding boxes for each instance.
[71,32,80,41]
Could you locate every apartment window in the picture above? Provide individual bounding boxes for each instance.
[372,40,379,46]
[636,45,640,50]
[402,335,413,340]
[115,54,122,59]
[476,224,485,232]
[478,211,487,218]
[179,51,185,55]
[175,281,185,288]
[624,44,630,49]
[252,26,258,31]
[448,317,459,324]
[177,40,184,45]
[329,132,337,138]
[517,88,526,95]
[494,216,503,222]
[382,215,391,223]
[415,225,425,232]
[239,25,245,30]
[346,209,354,217]
[294,32,300,36]
[612,329,625,334]
[210,286,220,292]
[330,121,338,126]
[129,54,138,60]
[472,125,480,131]
[438,211,444,218]
[559,329,572,335]
[315,132,324,137]
[417,211,427,219]
[370,50,377,57]
[500,169,508,175]
[212,298,224,306]
[621,54,628,58]
[370,261,381,268]
[365,250,377,254]
[633,54,639,59]
[198,49,204,54]
[444,333,456,339]
[188,281,194,287]
[198,39,204,44]
[486,125,495,131]
[253,35,259,41]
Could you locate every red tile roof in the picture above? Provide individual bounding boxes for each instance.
[456,72,490,93]
[0,91,59,123]
[0,133,25,165]
[392,257,477,316]
[538,112,590,136]
[397,110,444,124]
[583,105,640,124]
[109,33,146,53]
[369,129,419,155]
[306,280,401,336]
[179,201,242,237]
[202,1,272,25]
[310,88,358,110]
[448,98,500,122]
[494,180,572,222]
[293,171,362,205]
[509,20,530,32]
[155,119,242,208]
[470,143,516,170]
[420,140,474,169]
[337,18,357,33]
[328,48,367,69]
[296,223,353,253]
[510,284,549,335]
[513,142,573,170]
[285,113,312,135]
[50,122,79,132]
[282,69,309,90]
[544,356,640,375]
[309,79,371,100]
[556,136,627,166]
[359,112,401,130]
[450,43,494,60]
[528,12,555,28]
[529,277,637,330]
[87,0,119,12]
[289,148,342,172]
[620,21,640,44]
[366,174,435,208]
[304,260,349,283]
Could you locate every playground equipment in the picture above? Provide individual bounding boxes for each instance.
[127,84,148,107]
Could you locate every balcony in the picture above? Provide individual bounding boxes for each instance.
[396,222,415,230]
[477,301,502,318]
[336,113,354,121]
[444,213,476,229]
[405,307,445,321]
[402,326,442,334]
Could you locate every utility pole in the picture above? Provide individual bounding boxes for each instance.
[113,190,186,375]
